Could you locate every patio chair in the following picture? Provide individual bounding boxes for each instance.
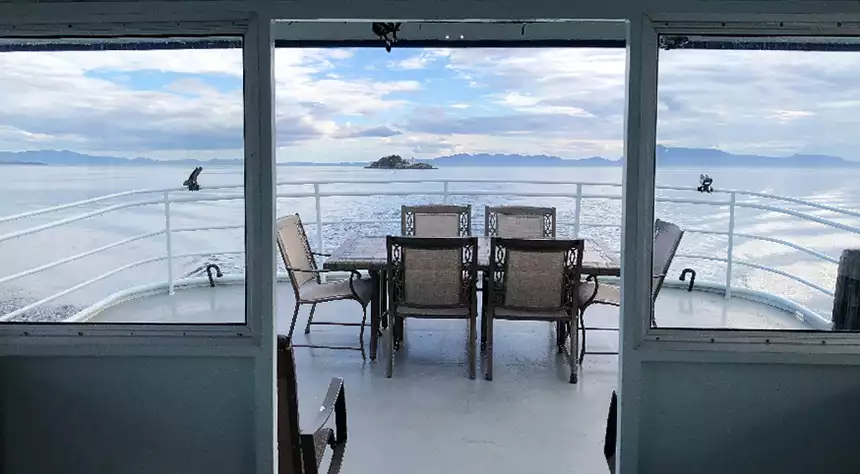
[277,336,347,474]
[577,219,684,363]
[384,236,479,379]
[401,204,471,237]
[484,205,556,238]
[481,206,557,349]
[485,237,585,383]
[277,214,375,358]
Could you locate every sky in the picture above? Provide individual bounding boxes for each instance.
[1,44,860,162]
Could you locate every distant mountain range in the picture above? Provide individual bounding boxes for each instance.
[0,146,857,168]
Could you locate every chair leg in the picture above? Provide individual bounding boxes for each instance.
[288,302,301,339]
[570,315,579,384]
[579,310,587,365]
[468,316,477,380]
[385,312,394,378]
[304,303,317,334]
[484,312,493,381]
[359,306,368,360]
[556,321,565,354]
[480,277,488,352]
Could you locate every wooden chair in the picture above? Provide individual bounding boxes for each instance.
[384,236,479,379]
[484,205,556,238]
[401,204,471,237]
[277,214,375,358]
[277,336,347,474]
[577,219,684,363]
[485,237,585,383]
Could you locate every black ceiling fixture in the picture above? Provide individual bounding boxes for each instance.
[372,22,402,52]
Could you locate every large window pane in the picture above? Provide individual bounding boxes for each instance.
[656,36,860,331]
[0,37,245,324]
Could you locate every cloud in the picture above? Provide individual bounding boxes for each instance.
[3,44,860,163]
[335,125,402,138]
[655,48,860,157]
[389,49,451,70]
[0,47,422,159]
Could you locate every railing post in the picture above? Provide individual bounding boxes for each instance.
[725,191,736,299]
[573,184,583,238]
[443,181,450,203]
[314,183,326,283]
[163,190,174,295]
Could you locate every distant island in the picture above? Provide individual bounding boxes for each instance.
[365,155,435,170]
[0,146,858,168]
[0,160,45,165]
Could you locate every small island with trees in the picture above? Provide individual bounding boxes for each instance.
[365,154,435,170]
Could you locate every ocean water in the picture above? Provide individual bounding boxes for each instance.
[1,164,858,322]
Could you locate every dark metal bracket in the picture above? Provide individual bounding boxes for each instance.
[206,264,223,287]
[680,268,697,292]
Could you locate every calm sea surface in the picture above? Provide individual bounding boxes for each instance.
[1,165,859,321]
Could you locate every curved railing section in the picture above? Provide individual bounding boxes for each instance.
[0,179,856,323]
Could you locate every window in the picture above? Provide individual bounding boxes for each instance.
[654,35,860,332]
[0,37,246,324]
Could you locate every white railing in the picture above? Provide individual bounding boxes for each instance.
[1,178,858,322]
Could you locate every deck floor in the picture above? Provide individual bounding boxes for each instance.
[90,282,808,474]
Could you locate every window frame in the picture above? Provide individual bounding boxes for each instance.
[0,17,276,345]
[639,19,860,352]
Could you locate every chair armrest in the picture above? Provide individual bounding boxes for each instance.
[286,267,333,274]
[346,270,364,301]
[581,274,600,307]
[301,377,348,445]
[312,252,331,257]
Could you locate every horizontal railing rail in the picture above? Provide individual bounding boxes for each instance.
[1,178,857,322]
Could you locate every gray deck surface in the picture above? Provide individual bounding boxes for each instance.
[91,283,808,474]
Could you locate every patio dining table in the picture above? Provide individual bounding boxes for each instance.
[323,235,620,359]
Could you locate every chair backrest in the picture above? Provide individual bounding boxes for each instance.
[484,206,556,238]
[488,238,584,312]
[652,219,684,300]
[401,204,471,237]
[387,236,478,309]
[277,336,304,474]
[276,214,319,291]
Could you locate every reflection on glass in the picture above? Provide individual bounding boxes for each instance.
[0,37,245,324]
[656,35,860,331]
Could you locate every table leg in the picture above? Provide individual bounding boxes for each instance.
[370,270,380,361]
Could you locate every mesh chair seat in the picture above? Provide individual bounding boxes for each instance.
[298,277,375,305]
[484,237,584,383]
[578,219,684,364]
[485,206,556,238]
[385,236,479,379]
[493,307,570,320]
[395,305,471,318]
[277,213,372,358]
[401,204,471,237]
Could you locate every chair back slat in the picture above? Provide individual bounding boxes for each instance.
[401,205,471,237]
[485,206,556,238]
[489,238,584,312]
[387,236,478,309]
[652,219,684,300]
[277,215,318,290]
